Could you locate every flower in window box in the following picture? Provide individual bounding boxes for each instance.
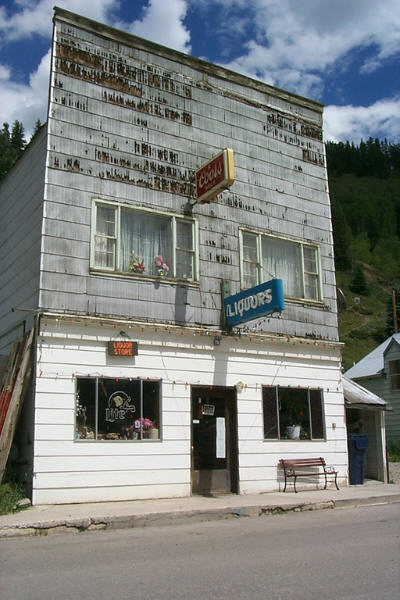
[129,252,145,273]
[155,254,169,276]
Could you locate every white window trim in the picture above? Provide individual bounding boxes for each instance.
[90,199,199,283]
[239,228,323,303]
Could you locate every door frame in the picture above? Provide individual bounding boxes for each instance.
[191,385,239,495]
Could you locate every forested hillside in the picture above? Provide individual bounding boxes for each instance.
[1,120,399,370]
[326,139,400,370]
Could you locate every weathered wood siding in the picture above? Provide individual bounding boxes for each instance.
[0,128,47,353]
[38,10,338,341]
[32,318,347,504]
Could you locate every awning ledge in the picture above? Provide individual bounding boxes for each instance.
[342,376,387,410]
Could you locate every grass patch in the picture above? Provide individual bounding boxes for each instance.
[0,482,26,515]
[387,441,400,463]
[336,268,388,372]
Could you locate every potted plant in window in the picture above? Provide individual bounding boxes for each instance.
[155,254,169,277]
[129,251,145,274]
[124,418,158,439]
[286,424,301,439]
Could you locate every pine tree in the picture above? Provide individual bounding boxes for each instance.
[331,197,352,270]
[350,263,369,295]
[0,120,27,181]
[32,119,42,137]
[10,120,26,153]
[0,122,17,180]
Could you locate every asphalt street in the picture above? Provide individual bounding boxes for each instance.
[1,502,399,600]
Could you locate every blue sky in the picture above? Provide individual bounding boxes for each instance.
[0,0,399,143]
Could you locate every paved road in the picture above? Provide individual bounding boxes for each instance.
[1,503,399,600]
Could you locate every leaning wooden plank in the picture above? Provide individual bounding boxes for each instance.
[0,343,18,390]
[0,328,35,484]
[0,342,20,426]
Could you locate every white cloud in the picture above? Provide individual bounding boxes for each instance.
[0,63,10,79]
[116,0,191,53]
[0,0,118,42]
[0,50,50,136]
[324,96,400,143]
[217,0,400,98]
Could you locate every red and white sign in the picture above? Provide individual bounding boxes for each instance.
[195,148,234,204]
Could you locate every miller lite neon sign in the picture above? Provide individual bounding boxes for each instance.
[195,148,234,204]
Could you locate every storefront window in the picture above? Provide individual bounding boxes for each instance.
[263,386,325,440]
[75,377,160,440]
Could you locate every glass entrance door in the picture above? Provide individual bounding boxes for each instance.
[191,387,238,495]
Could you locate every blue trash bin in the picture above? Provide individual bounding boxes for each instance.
[347,434,369,485]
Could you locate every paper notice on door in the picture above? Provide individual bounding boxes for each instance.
[216,417,226,459]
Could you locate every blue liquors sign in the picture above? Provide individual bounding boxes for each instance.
[224,279,284,327]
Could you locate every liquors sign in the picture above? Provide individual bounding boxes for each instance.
[195,148,234,204]
[224,279,285,327]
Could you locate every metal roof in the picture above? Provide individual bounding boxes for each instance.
[342,376,387,409]
[344,333,400,380]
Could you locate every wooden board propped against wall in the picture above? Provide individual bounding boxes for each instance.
[0,328,35,484]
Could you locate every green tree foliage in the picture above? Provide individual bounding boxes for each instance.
[349,263,369,295]
[32,119,42,137]
[326,138,398,179]
[331,196,352,270]
[0,120,26,181]
[327,139,400,283]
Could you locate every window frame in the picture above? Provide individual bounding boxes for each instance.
[75,376,162,441]
[90,199,199,282]
[388,359,400,390]
[262,385,326,441]
[239,229,323,302]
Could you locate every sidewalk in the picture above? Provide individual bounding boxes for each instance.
[1,480,400,538]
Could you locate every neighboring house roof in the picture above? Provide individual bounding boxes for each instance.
[345,333,400,380]
[342,376,387,409]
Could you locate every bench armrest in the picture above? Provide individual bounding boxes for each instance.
[325,465,337,474]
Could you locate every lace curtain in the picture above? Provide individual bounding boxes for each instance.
[262,236,302,297]
[120,209,172,276]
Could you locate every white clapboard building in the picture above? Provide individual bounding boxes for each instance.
[0,8,349,504]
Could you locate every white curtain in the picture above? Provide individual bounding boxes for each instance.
[262,237,302,297]
[120,209,172,276]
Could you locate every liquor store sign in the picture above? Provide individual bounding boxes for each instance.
[195,148,234,204]
[107,340,138,357]
[224,279,285,327]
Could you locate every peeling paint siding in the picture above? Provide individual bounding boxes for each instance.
[40,16,339,340]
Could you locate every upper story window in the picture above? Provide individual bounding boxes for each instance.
[91,200,198,282]
[240,230,322,301]
[389,359,400,390]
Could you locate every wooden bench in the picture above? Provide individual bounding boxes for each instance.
[279,457,339,493]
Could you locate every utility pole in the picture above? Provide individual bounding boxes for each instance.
[392,288,398,333]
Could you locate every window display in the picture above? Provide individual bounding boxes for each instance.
[75,377,160,440]
[263,386,324,440]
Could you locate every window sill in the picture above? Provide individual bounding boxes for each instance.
[263,438,327,442]
[284,296,325,308]
[74,438,162,442]
[89,268,199,287]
